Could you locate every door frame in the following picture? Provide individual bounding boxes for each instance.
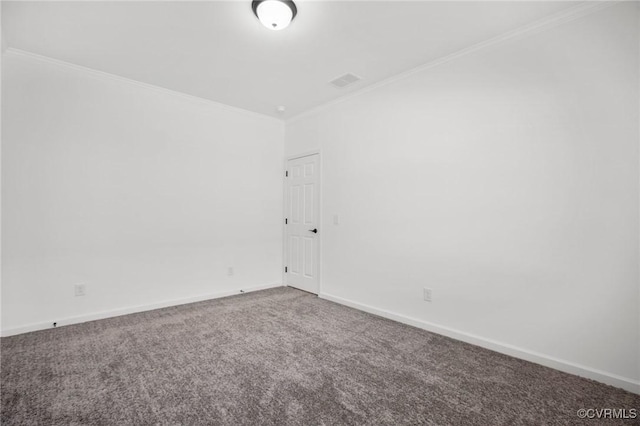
[283,150,322,294]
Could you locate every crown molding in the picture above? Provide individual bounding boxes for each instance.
[287,0,621,124]
[3,1,621,125]
[4,47,284,123]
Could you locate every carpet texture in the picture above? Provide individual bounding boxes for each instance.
[1,287,638,425]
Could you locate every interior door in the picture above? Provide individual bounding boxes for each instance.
[285,154,320,294]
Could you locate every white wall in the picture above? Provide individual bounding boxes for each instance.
[286,3,639,391]
[2,51,284,334]
[0,12,4,335]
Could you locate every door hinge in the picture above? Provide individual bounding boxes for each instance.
[285,266,288,273]
[285,218,288,224]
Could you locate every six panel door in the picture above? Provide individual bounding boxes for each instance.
[285,154,319,294]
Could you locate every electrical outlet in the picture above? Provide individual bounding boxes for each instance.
[74,284,86,297]
[227,267,234,276]
[423,288,432,302]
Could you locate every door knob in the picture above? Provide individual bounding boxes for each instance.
[309,228,318,233]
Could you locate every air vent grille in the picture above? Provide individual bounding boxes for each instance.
[329,73,361,88]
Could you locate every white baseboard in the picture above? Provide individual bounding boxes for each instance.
[319,292,640,395]
[1,282,283,337]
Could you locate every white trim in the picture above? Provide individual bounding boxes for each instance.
[319,292,640,395]
[1,282,283,337]
[3,48,281,123]
[286,150,321,161]
[287,0,620,124]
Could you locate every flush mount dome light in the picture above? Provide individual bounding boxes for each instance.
[252,0,297,31]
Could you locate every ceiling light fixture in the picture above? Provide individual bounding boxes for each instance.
[252,0,297,31]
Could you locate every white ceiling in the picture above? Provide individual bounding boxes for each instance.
[2,1,580,119]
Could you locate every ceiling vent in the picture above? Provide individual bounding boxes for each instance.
[329,73,361,88]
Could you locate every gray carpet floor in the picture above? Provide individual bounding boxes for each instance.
[1,287,638,425]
